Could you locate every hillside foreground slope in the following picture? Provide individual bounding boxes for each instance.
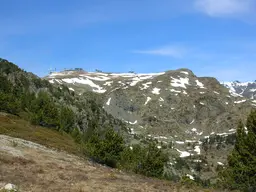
[0,113,226,192]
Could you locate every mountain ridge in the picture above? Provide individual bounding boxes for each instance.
[45,67,255,176]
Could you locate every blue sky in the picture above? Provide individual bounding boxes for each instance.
[1,0,256,81]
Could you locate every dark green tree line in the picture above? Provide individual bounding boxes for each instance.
[219,110,256,192]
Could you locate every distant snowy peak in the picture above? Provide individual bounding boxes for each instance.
[222,81,256,99]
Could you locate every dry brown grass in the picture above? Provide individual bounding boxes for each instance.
[0,137,223,192]
[0,113,224,192]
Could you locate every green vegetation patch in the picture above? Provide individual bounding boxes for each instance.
[0,114,81,155]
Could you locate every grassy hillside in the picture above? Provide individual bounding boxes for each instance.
[0,112,82,156]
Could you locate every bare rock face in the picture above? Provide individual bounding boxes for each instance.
[2,183,18,191]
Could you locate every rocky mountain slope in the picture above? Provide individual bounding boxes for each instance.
[46,71,253,138]
[45,69,256,180]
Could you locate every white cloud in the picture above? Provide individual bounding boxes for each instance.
[194,0,254,17]
[133,46,186,58]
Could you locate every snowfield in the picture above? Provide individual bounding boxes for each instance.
[61,78,107,93]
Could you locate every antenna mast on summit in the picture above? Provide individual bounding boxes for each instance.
[48,67,56,74]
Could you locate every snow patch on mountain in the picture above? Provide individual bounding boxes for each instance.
[152,88,161,95]
[144,97,151,105]
[190,119,195,125]
[195,80,205,89]
[171,77,189,89]
[176,141,185,144]
[231,92,243,97]
[180,71,189,75]
[222,82,236,93]
[49,79,54,84]
[109,72,165,78]
[106,98,112,105]
[191,128,197,132]
[55,79,62,84]
[186,174,195,180]
[125,120,138,125]
[217,162,224,166]
[176,149,191,158]
[234,100,246,104]
[62,78,106,93]
[49,71,76,77]
[194,146,201,155]
[50,79,62,84]
[140,82,152,90]
[80,75,110,81]
[104,81,113,86]
[222,81,255,98]
[130,78,141,86]
[159,97,164,102]
[170,89,181,93]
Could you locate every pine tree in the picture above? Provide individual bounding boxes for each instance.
[139,142,169,177]
[30,92,59,127]
[71,127,82,143]
[59,106,75,133]
[220,110,256,192]
[85,127,125,168]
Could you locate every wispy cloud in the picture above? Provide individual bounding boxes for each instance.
[194,0,255,18]
[133,46,187,58]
